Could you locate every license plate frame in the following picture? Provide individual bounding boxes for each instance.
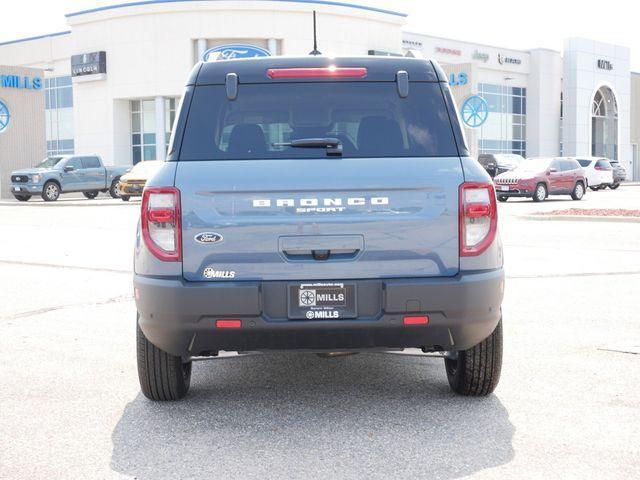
[288,282,357,320]
[499,185,510,191]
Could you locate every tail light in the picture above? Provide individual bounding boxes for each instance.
[267,67,367,79]
[459,182,498,256]
[141,186,181,261]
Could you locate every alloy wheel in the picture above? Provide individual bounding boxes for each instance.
[46,184,59,201]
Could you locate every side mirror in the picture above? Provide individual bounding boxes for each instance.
[547,167,557,174]
[64,165,75,172]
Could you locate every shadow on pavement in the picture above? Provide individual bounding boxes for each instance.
[111,353,514,479]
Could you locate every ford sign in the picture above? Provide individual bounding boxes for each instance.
[203,44,271,62]
[195,232,224,244]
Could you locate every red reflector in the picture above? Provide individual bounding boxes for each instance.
[267,67,367,79]
[403,315,429,326]
[465,203,491,218]
[216,319,242,329]
[148,208,175,223]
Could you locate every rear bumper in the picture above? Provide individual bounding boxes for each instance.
[135,269,504,356]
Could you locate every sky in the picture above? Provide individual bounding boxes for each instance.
[1,0,638,69]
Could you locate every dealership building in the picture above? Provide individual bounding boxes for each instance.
[0,0,638,198]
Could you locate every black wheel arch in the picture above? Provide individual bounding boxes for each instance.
[44,178,62,190]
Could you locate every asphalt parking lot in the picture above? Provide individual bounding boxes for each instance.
[1,187,639,479]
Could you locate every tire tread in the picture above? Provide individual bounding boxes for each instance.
[445,319,502,396]
[136,319,191,401]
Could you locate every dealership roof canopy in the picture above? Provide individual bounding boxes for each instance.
[64,0,407,18]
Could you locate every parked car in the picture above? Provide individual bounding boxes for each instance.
[576,158,614,190]
[134,56,505,400]
[10,155,131,202]
[494,157,586,202]
[118,160,164,201]
[606,160,626,189]
[478,153,525,177]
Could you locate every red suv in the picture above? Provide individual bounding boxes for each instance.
[493,157,586,202]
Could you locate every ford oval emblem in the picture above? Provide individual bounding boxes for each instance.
[202,43,271,62]
[195,232,224,244]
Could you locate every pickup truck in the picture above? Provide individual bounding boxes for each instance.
[134,56,504,401]
[10,155,131,201]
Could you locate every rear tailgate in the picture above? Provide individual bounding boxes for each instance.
[177,157,462,281]
[174,71,465,281]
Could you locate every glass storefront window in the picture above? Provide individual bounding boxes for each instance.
[591,87,618,160]
[45,76,74,156]
[130,98,177,164]
[477,83,527,157]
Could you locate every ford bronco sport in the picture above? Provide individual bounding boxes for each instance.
[134,56,504,400]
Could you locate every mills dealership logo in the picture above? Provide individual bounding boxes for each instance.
[1,74,42,90]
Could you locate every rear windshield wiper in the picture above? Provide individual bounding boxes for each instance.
[272,138,342,156]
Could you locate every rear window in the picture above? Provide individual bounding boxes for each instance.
[82,157,101,168]
[561,160,578,171]
[595,159,612,169]
[179,82,459,160]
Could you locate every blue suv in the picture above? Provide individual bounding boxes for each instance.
[134,56,504,400]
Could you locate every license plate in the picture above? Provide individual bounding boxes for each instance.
[14,187,21,191]
[499,185,510,191]
[288,282,357,320]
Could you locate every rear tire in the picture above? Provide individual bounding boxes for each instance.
[13,194,31,202]
[497,195,508,202]
[137,315,192,401]
[121,195,130,202]
[532,183,547,202]
[109,178,121,198]
[589,185,601,191]
[83,191,99,199]
[571,181,585,200]
[609,183,620,190]
[445,319,503,396]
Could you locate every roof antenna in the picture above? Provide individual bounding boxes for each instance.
[309,10,321,56]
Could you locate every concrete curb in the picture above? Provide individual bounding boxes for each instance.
[518,214,640,223]
[0,199,138,207]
